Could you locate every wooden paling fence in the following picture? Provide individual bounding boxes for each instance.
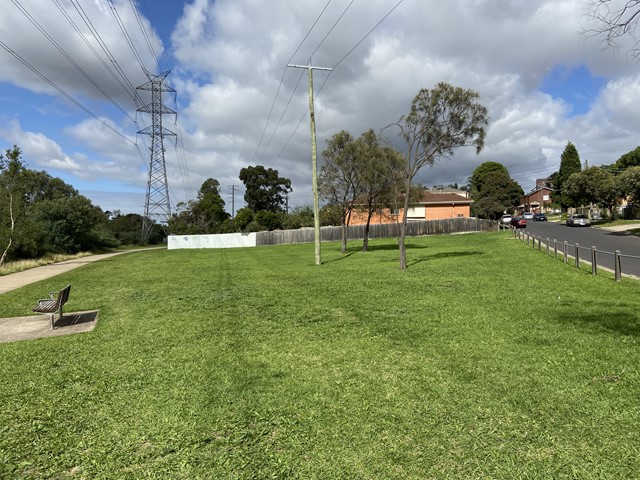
[256,217,497,246]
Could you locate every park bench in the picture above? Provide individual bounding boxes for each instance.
[33,284,72,330]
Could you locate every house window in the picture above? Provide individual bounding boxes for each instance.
[407,206,426,218]
[543,194,550,201]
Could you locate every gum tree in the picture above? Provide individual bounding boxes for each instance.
[391,83,488,270]
[319,130,359,253]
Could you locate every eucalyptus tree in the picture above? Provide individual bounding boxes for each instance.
[390,82,489,270]
[353,129,404,251]
[239,165,292,213]
[319,130,359,253]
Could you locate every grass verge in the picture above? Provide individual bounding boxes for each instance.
[0,252,94,276]
[1,232,639,478]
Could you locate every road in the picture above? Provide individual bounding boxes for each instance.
[517,220,640,277]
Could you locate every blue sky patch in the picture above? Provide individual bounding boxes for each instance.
[541,65,606,117]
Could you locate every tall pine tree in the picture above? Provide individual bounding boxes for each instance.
[554,141,582,209]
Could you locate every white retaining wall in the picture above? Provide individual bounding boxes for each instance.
[168,233,257,250]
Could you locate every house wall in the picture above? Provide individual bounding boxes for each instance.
[425,204,470,220]
[348,209,397,225]
[348,204,471,225]
[523,188,552,212]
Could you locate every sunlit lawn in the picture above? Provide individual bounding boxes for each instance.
[1,232,639,478]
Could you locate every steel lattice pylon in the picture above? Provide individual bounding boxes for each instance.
[137,69,176,243]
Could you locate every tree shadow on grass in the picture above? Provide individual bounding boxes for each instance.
[407,250,484,267]
[343,242,430,253]
[555,301,640,337]
[322,250,357,264]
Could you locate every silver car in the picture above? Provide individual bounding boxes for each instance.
[566,214,591,227]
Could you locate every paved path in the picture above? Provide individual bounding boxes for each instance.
[597,223,640,232]
[0,248,163,294]
[0,248,163,343]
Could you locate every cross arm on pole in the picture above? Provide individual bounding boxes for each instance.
[287,64,333,72]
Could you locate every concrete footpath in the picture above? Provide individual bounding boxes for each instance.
[0,249,162,294]
[0,249,163,343]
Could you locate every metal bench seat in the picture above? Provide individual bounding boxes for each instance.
[33,285,72,330]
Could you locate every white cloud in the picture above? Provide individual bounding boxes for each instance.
[3,0,640,213]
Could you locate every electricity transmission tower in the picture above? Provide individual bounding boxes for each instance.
[137,69,176,243]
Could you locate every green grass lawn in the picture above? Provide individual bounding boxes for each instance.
[1,232,640,478]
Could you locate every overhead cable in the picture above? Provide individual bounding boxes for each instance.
[251,0,334,165]
[11,0,136,123]
[0,39,137,146]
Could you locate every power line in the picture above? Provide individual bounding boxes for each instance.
[257,68,307,164]
[332,0,405,69]
[257,0,358,166]
[251,0,334,165]
[0,39,136,146]
[268,1,405,166]
[127,0,161,73]
[51,0,140,109]
[11,0,136,124]
[68,0,143,106]
[308,0,356,61]
[107,0,146,71]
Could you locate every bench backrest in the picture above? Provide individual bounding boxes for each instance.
[59,284,72,306]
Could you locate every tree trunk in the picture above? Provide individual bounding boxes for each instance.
[398,176,412,270]
[341,207,351,254]
[0,193,14,267]
[363,201,374,252]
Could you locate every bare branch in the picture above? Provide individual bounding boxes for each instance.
[582,0,640,59]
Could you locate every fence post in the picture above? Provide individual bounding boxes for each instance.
[538,236,542,251]
[546,238,550,256]
[591,246,597,275]
[526,233,530,246]
[554,239,557,259]
[563,241,568,264]
[575,243,580,268]
[615,250,622,282]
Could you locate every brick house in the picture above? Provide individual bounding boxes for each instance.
[520,179,553,213]
[348,190,473,225]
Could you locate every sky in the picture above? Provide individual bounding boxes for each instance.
[1,0,640,216]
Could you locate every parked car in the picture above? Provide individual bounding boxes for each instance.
[511,216,527,228]
[566,214,591,227]
[500,214,512,225]
[533,212,547,221]
[523,212,534,220]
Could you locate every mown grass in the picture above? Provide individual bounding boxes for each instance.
[1,232,640,478]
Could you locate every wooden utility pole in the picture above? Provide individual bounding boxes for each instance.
[287,63,332,266]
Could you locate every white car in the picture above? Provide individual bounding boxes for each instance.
[500,214,512,225]
[523,212,534,220]
[566,214,591,227]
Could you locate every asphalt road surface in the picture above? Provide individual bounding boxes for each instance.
[517,221,640,278]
